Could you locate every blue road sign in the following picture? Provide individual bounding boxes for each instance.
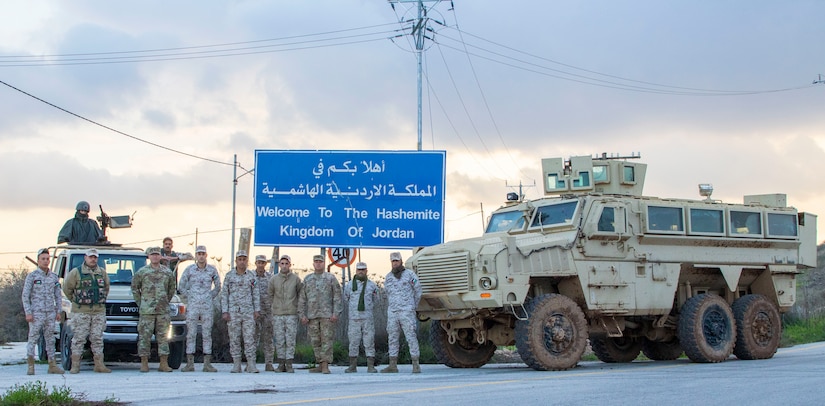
[254,150,446,248]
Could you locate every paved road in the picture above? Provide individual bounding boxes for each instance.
[1,342,823,405]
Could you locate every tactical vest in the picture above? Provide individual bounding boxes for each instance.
[74,270,106,307]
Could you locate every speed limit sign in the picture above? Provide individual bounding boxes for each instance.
[327,248,358,268]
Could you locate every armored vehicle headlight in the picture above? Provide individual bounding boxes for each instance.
[479,276,497,290]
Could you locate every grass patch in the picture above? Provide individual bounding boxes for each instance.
[0,381,122,406]
[782,315,825,347]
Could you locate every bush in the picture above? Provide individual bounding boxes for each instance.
[0,380,121,406]
[782,315,825,347]
[0,269,29,343]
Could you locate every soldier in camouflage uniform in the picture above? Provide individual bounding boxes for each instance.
[131,246,177,372]
[62,248,111,374]
[268,254,302,372]
[299,254,342,374]
[381,252,422,374]
[253,254,275,371]
[22,248,64,375]
[343,261,379,373]
[221,250,260,373]
[178,245,221,372]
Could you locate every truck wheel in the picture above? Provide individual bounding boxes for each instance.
[429,320,496,368]
[515,294,587,371]
[732,294,781,360]
[590,334,641,363]
[168,342,185,369]
[60,326,73,371]
[641,337,682,360]
[677,294,735,363]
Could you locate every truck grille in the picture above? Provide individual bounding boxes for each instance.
[106,302,140,317]
[416,251,470,294]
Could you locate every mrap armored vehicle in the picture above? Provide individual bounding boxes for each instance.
[408,154,817,371]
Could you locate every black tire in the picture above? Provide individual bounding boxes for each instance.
[37,333,48,361]
[641,337,683,361]
[60,326,73,371]
[168,342,185,369]
[429,320,496,368]
[515,294,588,371]
[590,334,641,363]
[732,294,781,360]
[677,294,735,363]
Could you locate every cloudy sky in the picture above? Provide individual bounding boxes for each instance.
[1,1,823,272]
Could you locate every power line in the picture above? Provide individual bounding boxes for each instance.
[0,79,234,166]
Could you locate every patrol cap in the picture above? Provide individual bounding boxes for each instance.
[236,250,248,258]
[147,247,162,255]
[37,248,50,257]
[195,245,207,253]
[312,254,324,262]
[355,262,367,270]
[390,252,402,261]
[85,248,99,257]
[279,254,291,263]
[255,254,267,262]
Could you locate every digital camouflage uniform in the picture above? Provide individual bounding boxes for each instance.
[178,263,221,354]
[22,268,61,359]
[254,270,274,364]
[221,269,260,361]
[269,271,302,361]
[298,272,342,365]
[343,276,379,358]
[63,263,110,357]
[131,263,176,357]
[384,267,422,358]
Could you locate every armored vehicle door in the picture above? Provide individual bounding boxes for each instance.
[580,200,630,259]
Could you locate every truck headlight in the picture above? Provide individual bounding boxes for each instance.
[168,303,186,317]
[479,276,497,290]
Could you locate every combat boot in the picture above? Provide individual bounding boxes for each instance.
[158,355,173,372]
[246,359,259,373]
[284,359,294,373]
[203,355,217,372]
[308,362,322,373]
[93,354,111,373]
[265,361,275,372]
[140,356,149,373]
[345,357,357,373]
[320,361,330,374]
[380,357,398,373]
[47,357,64,374]
[231,358,242,373]
[70,354,81,374]
[275,358,286,372]
[181,354,195,372]
[26,356,35,375]
[412,357,421,374]
[367,357,377,373]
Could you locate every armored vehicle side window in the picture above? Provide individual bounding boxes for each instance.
[598,207,615,232]
[766,212,798,238]
[546,174,566,191]
[530,200,578,228]
[646,205,684,233]
[486,210,526,233]
[622,165,636,184]
[688,208,724,235]
[729,210,762,237]
[572,171,591,188]
[593,165,609,183]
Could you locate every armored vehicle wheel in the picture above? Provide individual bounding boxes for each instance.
[641,337,682,361]
[515,294,587,371]
[429,320,496,368]
[60,326,73,371]
[732,294,781,360]
[677,294,735,363]
[590,334,641,363]
[168,342,185,369]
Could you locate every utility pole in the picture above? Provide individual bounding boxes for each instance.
[814,74,825,85]
[506,180,536,200]
[389,0,441,151]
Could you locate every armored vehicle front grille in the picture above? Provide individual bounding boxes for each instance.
[416,252,470,294]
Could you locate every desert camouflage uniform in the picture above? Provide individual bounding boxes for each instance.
[298,272,342,364]
[132,263,176,356]
[23,268,62,359]
[254,270,274,363]
[384,268,422,358]
[269,272,302,360]
[63,263,110,356]
[343,277,378,357]
[178,263,221,354]
[221,269,260,360]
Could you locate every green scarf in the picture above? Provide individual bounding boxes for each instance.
[352,274,368,311]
